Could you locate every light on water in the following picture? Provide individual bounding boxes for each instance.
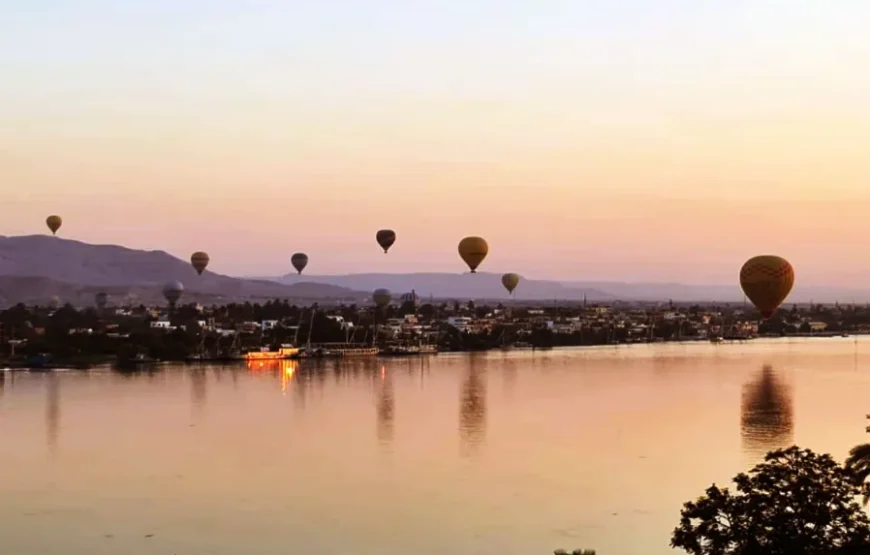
[1,338,870,554]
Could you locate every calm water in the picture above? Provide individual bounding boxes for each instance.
[2,338,870,555]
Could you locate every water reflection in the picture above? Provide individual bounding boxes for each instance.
[46,373,60,453]
[376,366,394,447]
[245,359,298,396]
[741,364,794,458]
[190,368,207,417]
[459,356,487,457]
[502,356,518,395]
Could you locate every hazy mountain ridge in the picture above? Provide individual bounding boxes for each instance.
[0,235,863,305]
[271,272,616,301]
[265,272,870,304]
[0,235,365,305]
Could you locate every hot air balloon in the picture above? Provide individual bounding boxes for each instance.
[163,280,184,308]
[458,236,488,273]
[291,253,308,275]
[94,292,108,310]
[400,290,419,307]
[47,296,60,310]
[501,273,520,294]
[739,255,794,319]
[190,251,209,275]
[46,215,62,235]
[376,229,396,253]
[373,288,392,308]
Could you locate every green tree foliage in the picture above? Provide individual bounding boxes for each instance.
[672,446,870,555]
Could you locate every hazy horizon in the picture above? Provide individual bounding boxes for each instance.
[4,1,870,285]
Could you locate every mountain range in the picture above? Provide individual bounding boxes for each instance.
[268,273,870,304]
[0,234,866,306]
[0,235,364,306]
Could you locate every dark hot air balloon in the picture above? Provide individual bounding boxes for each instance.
[458,236,488,273]
[376,229,396,253]
[291,253,308,275]
[501,273,519,294]
[46,215,62,235]
[190,251,209,275]
[94,292,108,310]
[373,288,392,308]
[739,255,794,319]
[400,290,419,307]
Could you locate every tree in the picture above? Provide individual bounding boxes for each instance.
[845,415,870,504]
[671,446,870,555]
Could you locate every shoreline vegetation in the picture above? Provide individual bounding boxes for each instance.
[1,299,869,370]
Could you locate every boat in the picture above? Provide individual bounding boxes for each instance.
[333,346,379,357]
[500,341,532,351]
[185,354,244,363]
[380,344,421,356]
[115,352,160,371]
[243,344,299,361]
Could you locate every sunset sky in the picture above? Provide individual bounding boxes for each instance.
[3,1,870,285]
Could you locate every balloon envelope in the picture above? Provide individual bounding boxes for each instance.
[373,288,392,307]
[400,290,419,306]
[458,236,488,273]
[291,253,308,275]
[190,251,209,275]
[501,273,520,294]
[95,292,108,309]
[46,215,62,235]
[739,255,794,319]
[376,229,396,253]
[163,280,184,305]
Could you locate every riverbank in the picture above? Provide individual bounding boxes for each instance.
[3,333,866,372]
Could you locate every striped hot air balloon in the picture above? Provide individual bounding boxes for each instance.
[190,251,210,275]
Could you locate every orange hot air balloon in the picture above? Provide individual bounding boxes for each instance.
[458,236,488,273]
[46,215,62,235]
[190,251,210,275]
[739,255,795,319]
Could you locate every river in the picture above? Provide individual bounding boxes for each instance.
[1,337,869,555]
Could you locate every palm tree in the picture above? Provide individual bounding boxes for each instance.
[845,415,870,504]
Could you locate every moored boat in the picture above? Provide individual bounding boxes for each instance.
[243,344,299,361]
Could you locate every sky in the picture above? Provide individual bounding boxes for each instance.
[3,0,870,285]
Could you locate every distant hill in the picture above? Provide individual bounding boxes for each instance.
[263,272,870,304]
[0,235,366,306]
[270,272,617,301]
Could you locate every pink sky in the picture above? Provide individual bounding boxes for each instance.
[3,2,870,285]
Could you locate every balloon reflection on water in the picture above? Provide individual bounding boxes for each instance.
[740,364,794,459]
[376,366,395,446]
